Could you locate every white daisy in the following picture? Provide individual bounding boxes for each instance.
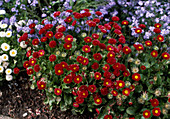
[0,31,6,37]
[6,31,12,38]
[1,43,10,51]
[0,24,8,29]
[5,68,12,75]
[9,49,17,57]
[2,62,9,69]
[20,41,27,48]
[1,54,9,61]
[0,10,6,15]
[6,75,13,81]
[0,66,4,73]
[0,56,2,65]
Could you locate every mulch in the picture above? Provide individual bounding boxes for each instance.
[0,71,95,119]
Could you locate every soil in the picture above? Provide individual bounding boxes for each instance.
[0,71,95,119]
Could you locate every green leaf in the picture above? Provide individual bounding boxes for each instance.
[126,107,136,115]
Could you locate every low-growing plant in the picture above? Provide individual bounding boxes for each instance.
[18,8,170,119]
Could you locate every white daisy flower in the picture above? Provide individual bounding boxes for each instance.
[6,31,12,38]
[0,31,6,37]
[9,49,17,57]
[6,75,13,81]
[2,62,9,69]
[1,54,9,61]
[0,24,8,29]
[5,68,12,75]
[0,66,4,73]
[1,43,10,51]
[0,10,6,15]
[20,41,27,48]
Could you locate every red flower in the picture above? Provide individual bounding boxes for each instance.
[73,102,79,108]
[29,23,36,29]
[58,26,66,32]
[82,45,91,53]
[94,97,102,105]
[55,32,63,39]
[63,43,72,50]
[118,37,126,44]
[92,33,99,39]
[122,88,131,96]
[104,115,112,119]
[153,28,161,33]
[107,45,114,51]
[138,24,146,29]
[23,61,30,68]
[107,58,116,65]
[82,58,89,65]
[53,11,61,17]
[60,61,68,69]
[157,35,164,42]
[91,62,99,70]
[151,50,158,57]
[39,28,46,35]
[123,70,130,77]
[93,53,102,61]
[64,16,73,23]
[74,75,82,84]
[162,52,170,60]
[45,31,53,39]
[94,72,101,80]
[102,64,110,71]
[154,23,162,28]
[84,37,92,43]
[72,20,77,26]
[129,85,135,91]
[71,64,79,72]
[108,38,117,44]
[93,18,100,23]
[103,79,112,87]
[143,110,151,118]
[27,68,34,75]
[121,20,129,25]
[37,81,46,90]
[104,71,111,78]
[55,68,64,75]
[88,21,96,27]
[107,51,115,59]
[92,40,100,46]
[152,108,161,116]
[114,29,122,35]
[117,80,125,89]
[123,46,131,54]
[49,40,56,48]
[132,73,141,81]
[49,54,56,62]
[78,90,88,98]
[63,75,72,84]
[111,90,118,96]
[32,52,39,59]
[151,99,159,107]
[54,88,62,95]
[29,58,36,66]
[79,85,88,91]
[76,56,84,63]
[34,64,40,72]
[113,62,121,70]
[88,85,96,93]
[30,29,35,34]
[134,44,144,51]
[26,50,31,57]
[95,11,102,16]
[145,40,152,46]
[99,43,106,49]
[44,24,53,30]
[112,16,119,21]
[76,97,84,104]
[141,65,146,70]
[66,9,73,13]
[38,49,45,57]
[65,35,73,43]
[32,39,39,45]
[13,67,20,74]
[135,28,142,34]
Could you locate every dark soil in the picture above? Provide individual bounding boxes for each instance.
[0,71,94,119]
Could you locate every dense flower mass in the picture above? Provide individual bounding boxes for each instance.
[0,0,169,119]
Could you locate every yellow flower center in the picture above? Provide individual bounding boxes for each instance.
[137,30,140,32]
[110,54,113,57]
[119,83,122,87]
[85,48,88,51]
[57,90,60,93]
[77,78,79,81]
[7,33,10,35]
[96,75,99,78]
[155,110,158,113]
[49,34,51,36]
[126,49,128,51]
[125,90,128,94]
[58,70,61,73]
[135,75,138,79]
[164,55,167,57]
[145,112,148,116]
[96,99,100,102]
[5,46,8,49]
[41,85,44,88]
[106,82,109,85]
[7,70,10,73]
[68,38,71,41]
[4,56,6,59]
[12,51,15,55]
